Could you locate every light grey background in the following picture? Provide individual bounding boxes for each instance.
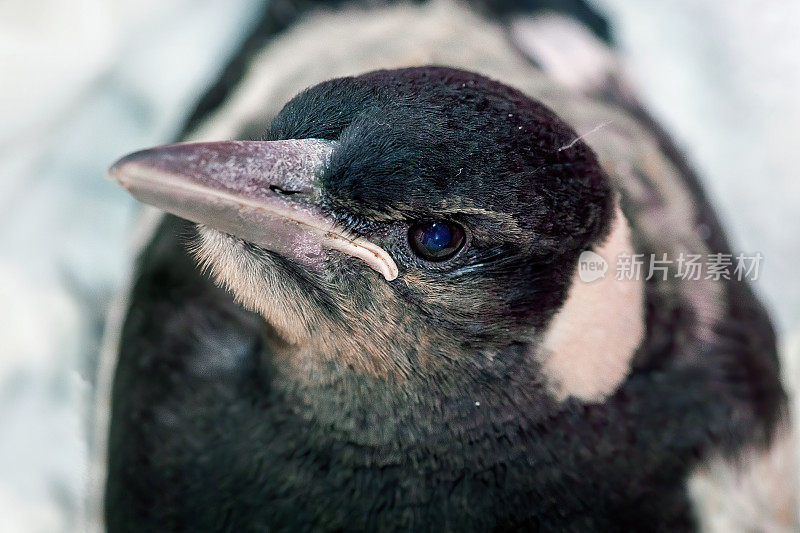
[0,0,797,530]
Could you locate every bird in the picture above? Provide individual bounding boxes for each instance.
[98,0,797,531]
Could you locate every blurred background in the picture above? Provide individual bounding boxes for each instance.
[0,0,798,531]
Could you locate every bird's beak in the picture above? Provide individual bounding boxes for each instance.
[108,140,398,281]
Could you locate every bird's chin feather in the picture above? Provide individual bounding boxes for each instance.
[189,225,417,380]
[190,225,317,345]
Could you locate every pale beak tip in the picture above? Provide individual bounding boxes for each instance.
[106,152,146,190]
[106,162,123,184]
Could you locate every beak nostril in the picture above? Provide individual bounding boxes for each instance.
[269,184,303,196]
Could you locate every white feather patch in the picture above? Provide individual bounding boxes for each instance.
[536,205,645,402]
[688,420,799,532]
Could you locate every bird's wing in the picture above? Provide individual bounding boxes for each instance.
[102,214,271,529]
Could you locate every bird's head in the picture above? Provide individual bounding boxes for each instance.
[110,67,622,394]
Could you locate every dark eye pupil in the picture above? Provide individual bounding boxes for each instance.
[409,221,465,261]
[420,223,451,252]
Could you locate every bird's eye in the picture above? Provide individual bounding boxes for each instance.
[408,221,465,261]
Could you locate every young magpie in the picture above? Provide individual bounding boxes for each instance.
[99,1,797,530]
